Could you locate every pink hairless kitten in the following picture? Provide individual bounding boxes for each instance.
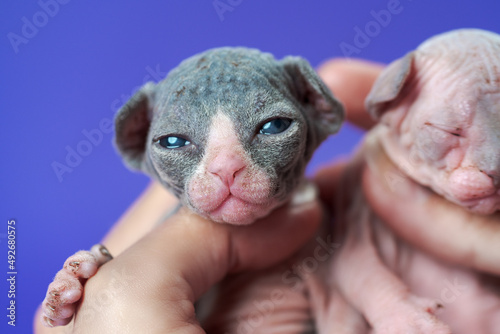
[315,29,500,333]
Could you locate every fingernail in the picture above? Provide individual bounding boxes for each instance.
[98,245,113,259]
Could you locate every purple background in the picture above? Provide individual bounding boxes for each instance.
[1,1,499,332]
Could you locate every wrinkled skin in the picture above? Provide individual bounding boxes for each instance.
[40,47,344,329]
[371,29,500,214]
[318,29,500,333]
[35,196,325,334]
[174,29,500,332]
[115,47,343,225]
[38,30,500,333]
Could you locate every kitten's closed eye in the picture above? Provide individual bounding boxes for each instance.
[415,122,461,163]
[424,122,463,137]
[259,118,292,135]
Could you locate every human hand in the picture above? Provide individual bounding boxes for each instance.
[314,58,383,206]
[200,56,500,333]
[363,139,500,275]
[34,182,323,333]
[38,56,474,334]
[33,58,384,334]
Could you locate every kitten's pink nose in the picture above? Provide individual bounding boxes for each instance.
[208,152,246,187]
[448,167,497,201]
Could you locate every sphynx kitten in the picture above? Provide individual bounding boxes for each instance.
[315,29,500,333]
[40,47,344,327]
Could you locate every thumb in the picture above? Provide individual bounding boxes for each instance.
[71,184,323,333]
[174,181,323,296]
[228,182,323,272]
[363,138,500,275]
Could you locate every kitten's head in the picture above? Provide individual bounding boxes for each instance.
[115,47,344,224]
[366,29,500,214]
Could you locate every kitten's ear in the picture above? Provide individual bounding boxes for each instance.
[365,52,415,120]
[114,82,156,170]
[281,56,345,139]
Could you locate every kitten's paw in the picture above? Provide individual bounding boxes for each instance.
[40,244,112,327]
[373,296,451,334]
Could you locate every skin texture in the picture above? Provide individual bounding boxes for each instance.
[35,41,500,332]
[39,47,344,329]
[115,47,343,225]
[319,29,500,333]
[35,195,324,334]
[31,58,365,334]
[368,29,500,214]
[365,152,500,275]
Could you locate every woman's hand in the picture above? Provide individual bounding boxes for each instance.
[37,57,500,333]
[35,183,322,333]
[363,141,500,275]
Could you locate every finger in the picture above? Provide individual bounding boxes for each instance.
[203,265,315,334]
[362,139,500,275]
[89,244,113,264]
[125,184,320,302]
[307,276,368,334]
[101,181,178,256]
[317,58,384,130]
[72,186,323,332]
[154,182,322,296]
[228,181,323,272]
[73,215,214,333]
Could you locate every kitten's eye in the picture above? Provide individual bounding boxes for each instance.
[158,136,191,149]
[417,122,461,162]
[259,118,292,135]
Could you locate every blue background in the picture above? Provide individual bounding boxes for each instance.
[1,0,499,332]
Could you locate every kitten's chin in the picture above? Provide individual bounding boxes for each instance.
[202,195,277,225]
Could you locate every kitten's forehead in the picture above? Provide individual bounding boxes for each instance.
[154,48,289,117]
[204,111,247,158]
[150,49,298,144]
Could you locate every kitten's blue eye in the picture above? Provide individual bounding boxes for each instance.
[158,136,191,149]
[259,118,292,135]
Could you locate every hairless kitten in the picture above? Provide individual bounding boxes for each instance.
[42,29,500,332]
[314,29,500,333]
[40,47,344,327]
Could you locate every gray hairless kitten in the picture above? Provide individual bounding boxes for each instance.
[312,29,500,333]
[40,47,344,327]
